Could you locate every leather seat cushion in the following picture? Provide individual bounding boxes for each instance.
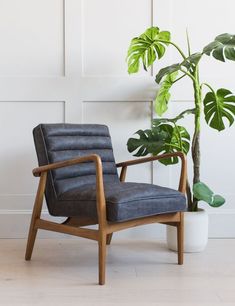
[55,182,186,222]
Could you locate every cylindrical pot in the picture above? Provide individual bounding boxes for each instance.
[167,208,208,253]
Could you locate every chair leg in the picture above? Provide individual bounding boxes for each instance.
[98,233,107,285]
[106,233,113,245]
[25,226,38,261]
[25,173,47,261]
[177,212,184,265]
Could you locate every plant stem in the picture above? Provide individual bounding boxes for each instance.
[172,73,187,84]
[172,108,196,123]
[186,178,193,209]
[186,28,191,56]
[180,68,197,82]
[191,66,202,211]
[169,41,187,60]
[200,82,216,95]
[157,39,187,60]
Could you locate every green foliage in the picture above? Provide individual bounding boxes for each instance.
[164,108,196,123]
[203,33,235,62]
[203,88,235,131]
[126,25,235,211]
[155,64,180,84]
[155,72,178,116]
[127,122,190,165]
[181,52,202,70]
[155,53,202,83]
[127,27,171,74]
[193,182,225,207]
[127,128,167,157]
[153,123,190,165]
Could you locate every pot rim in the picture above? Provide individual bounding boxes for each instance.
[185,208,207,214]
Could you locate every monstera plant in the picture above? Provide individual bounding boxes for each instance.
[127,27,235,211]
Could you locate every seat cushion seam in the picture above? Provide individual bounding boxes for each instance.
[57,195,185,204]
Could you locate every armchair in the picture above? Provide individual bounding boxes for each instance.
[25,124,187,285]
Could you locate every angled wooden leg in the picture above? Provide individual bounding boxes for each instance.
[25,172,47,261]
[98,233,107,285]
[177,212,184,265]
[106,233,113,245]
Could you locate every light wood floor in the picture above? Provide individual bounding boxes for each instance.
[0,238,235,305]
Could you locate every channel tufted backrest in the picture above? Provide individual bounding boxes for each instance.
[33,124,119,215]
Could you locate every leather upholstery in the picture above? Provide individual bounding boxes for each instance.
[33,124,119,216]
[58,182,186,222]
[33,124,186,221]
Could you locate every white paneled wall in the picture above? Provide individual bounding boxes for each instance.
[0,0,235,238]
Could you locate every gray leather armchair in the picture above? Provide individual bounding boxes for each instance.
[25,123,187,285]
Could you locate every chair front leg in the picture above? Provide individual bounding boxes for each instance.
[98,232,107,285]
[25,172,47,260]
[95,156,108,285]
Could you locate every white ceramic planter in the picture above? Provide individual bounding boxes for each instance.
[167,209,208,253]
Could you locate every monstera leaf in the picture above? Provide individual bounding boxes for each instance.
[193,182,225,207]
[203,33,235,62]
[155,71,178,116]
[127,128,167,156]
[127,27,171,74]
[127,122,190,165]
[155,53,202,83]
[203,88,235,131]
[155,64,180,84]
[151,123,190,165]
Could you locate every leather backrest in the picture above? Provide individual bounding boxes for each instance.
[33,124,119,215]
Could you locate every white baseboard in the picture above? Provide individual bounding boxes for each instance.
[0,209,235,239]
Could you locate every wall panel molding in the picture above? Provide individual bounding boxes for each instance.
[0,0,65,77]
[0,0,234,239]
[1,209,235,239]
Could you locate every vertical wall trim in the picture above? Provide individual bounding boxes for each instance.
[150,0,154,183]
[150,100,154,184]
[63,0,66,76]
[150,0,154,27]
[150,0,154,77]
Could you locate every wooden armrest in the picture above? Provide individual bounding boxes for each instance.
[116,152,185,167]
[116,152,187,193]
[33,154,102,177]
[32,153,107,226]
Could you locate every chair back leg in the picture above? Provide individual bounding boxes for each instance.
[25,173,47,260]
[106,233,113,245]
[177,212,184,265]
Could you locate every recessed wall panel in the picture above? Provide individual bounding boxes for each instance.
[0,0,64,76]
[82,0,152,76]
[0,101,64,195]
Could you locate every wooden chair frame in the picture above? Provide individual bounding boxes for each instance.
[25,152,187,285]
